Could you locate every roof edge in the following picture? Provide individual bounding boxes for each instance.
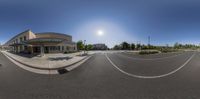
[4,29,32,45]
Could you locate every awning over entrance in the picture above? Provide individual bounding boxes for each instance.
[9,42,31,46]
[8,38,64,56]
[24,38,63,45]
[24,38,63,56]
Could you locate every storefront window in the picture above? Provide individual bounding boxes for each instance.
[16,39,18,43]
[58,46,60,50]
[62,46,64,51]
[20,37,23,42]
[24,36,26,41]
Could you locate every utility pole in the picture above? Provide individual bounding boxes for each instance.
[0,42,1,51]
[136,41,141,50]
[83,40,86,55]
[166,44,169,48]
[148,36,150,49]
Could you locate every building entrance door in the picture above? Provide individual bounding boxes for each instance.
[33,47,40,53]
[44,47,49,53]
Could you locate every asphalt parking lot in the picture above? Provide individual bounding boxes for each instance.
[0,51,200,99]
[107,51,194,77]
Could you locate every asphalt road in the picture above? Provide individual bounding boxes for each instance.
[0,51,200,99]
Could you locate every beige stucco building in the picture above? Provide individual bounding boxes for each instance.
[4,29,77,54]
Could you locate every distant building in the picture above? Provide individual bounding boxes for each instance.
[4,29,77,54]
[93,43,108,50]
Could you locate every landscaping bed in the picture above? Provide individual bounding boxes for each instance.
[139,50,159,55]
[159,48,179,53]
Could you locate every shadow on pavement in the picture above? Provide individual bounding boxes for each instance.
[9,51,39,58]
[48,57,73,61]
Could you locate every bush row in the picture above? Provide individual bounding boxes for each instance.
[139,50,159,55]
[160,48,178,53]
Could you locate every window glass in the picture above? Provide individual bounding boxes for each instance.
[24,36,26,41]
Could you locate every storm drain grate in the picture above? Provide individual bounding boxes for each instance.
[57,69,69,74]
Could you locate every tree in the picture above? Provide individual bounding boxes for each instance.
[77,40,84,51]
[136,43,141,50]
[141,44,148,49]
[130,43,135,50]
[174,42,182,49]
[113,45,121,50]
[87,44,93,50]
[121,42,130,50]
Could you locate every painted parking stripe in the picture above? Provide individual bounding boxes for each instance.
[105,53,195,79]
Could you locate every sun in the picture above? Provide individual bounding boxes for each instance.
[97,30,104,36]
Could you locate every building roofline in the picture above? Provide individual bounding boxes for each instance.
[4,29,31,45]
[4,30,73,46]
[35,32,72,37]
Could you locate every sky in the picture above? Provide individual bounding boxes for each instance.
[1,0,200,48]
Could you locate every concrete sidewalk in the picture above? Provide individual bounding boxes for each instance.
[2,51,90,70]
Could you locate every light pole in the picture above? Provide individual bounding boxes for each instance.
[0,42,1,51]
[137,41,141,51]
[166,44,169,48]
[83,40,86,55]
[148,36,150,49]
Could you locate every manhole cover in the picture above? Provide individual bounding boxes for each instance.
[58,69,69,74]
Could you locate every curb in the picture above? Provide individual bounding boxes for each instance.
[2,52,91,70]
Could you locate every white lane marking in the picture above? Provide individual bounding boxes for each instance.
[105,53,195,79]
[118,52,184,61]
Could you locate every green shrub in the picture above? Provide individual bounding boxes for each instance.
[139,50,159,55]
[160,48,178,53]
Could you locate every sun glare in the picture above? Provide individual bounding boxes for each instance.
[97,30,104,36]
